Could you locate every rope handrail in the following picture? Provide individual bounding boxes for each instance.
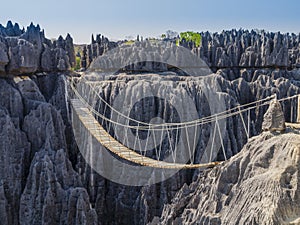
[70,77,300,169]
[70,77,293,130]
[70,78,299,131]
[71,98,223,169]
[75,76,274,126]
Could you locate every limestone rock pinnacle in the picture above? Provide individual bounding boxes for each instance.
[262,98,286,131]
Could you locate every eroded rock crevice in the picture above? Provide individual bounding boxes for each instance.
[0,22,300,224]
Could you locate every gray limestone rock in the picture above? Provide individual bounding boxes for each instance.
[65,33,76,68]
[0,79,24,125]
[156,131,300,225]
[19,148,97,225]
[14,76,45,114]
[41,44,54,71]
[57,58,67,71]
[0,69,299,225]
[0,21,23,37]
[0,108,30,225]
[75,71,300,224]
[0,40,9,73]
[6,38,40,73]
[89,41,210,76]
[85,29,300,76]
[0,74,98,225]
[262,98,286,131]
[0,22,75,75]
[0,24,300,225]
[23,103,67,152]
[55,48,70,71]
[195,30,300,71]
[0,184,9,225]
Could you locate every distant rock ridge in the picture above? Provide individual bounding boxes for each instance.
[80,34,118,69]
[197,29,300,70]
[81,29,300,76]
[0,21,75,75]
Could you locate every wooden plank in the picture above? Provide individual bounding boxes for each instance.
[71,99,222,169]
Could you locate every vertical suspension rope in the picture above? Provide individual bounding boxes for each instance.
[247,109,250,141]
[166,125,175,163]
[144,126,150,158]
[291,98,294,123]
[122,120,128,146]
[74,79,299,169]
[133,122,139,152]
[184,124,192,164]
[192,123,198,164]
[210,120,217,162]
[216,118,227,161]
[153,126,159,161]
[238,106,249,140]
[137,123,143,160]
[297,94,300,123]
[125,121,131,160]
[172,126,180,163]
[158,125,164,160]
[115,104,122,153]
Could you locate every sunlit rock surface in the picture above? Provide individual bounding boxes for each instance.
[154,130,300,225]
[0,24,299,224]
[0,21,75,75]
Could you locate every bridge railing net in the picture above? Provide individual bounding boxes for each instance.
[70,76,299,166]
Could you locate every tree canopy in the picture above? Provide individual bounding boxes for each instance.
[179,31,202,47]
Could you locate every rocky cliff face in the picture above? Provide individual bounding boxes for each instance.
[80,34,118,69]
[0,69,299,224]
[196,30,300,70]
[154,129,300,225]
[84,30,300,77]
[0,21,75,75]
[0,74,98,225]
[0,23,300,225]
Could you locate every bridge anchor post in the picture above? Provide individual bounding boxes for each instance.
[297,95,300,123]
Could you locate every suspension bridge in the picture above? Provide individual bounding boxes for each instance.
[70,75,300,170]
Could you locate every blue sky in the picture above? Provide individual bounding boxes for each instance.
[1,0,299,44]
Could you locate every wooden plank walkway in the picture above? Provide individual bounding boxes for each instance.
[71,99,221,169]
[286,122,300,129]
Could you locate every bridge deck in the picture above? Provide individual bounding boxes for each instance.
[286,122,300,129]
[71,99,221,169]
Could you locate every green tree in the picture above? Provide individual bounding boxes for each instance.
[179,31,202,47]
[72,56,81,71]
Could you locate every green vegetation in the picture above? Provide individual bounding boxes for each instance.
[72,56,81,71]
[124,40,135,45]
[178,31,202,47]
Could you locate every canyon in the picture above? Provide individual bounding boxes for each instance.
[0,21,300,224]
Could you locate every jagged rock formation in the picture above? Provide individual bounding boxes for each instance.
[197,30,300,70]
[80,34,117,69]
[0,21,75,75]
[153,129,300,225]
[84,30,300,78]
[0,24,300,225]
[74,70,300,224]
[262,98,286,131]
[0,69,298,224]
[0,75,97,225]
[20,148,97,225]
[88,41,210,76]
